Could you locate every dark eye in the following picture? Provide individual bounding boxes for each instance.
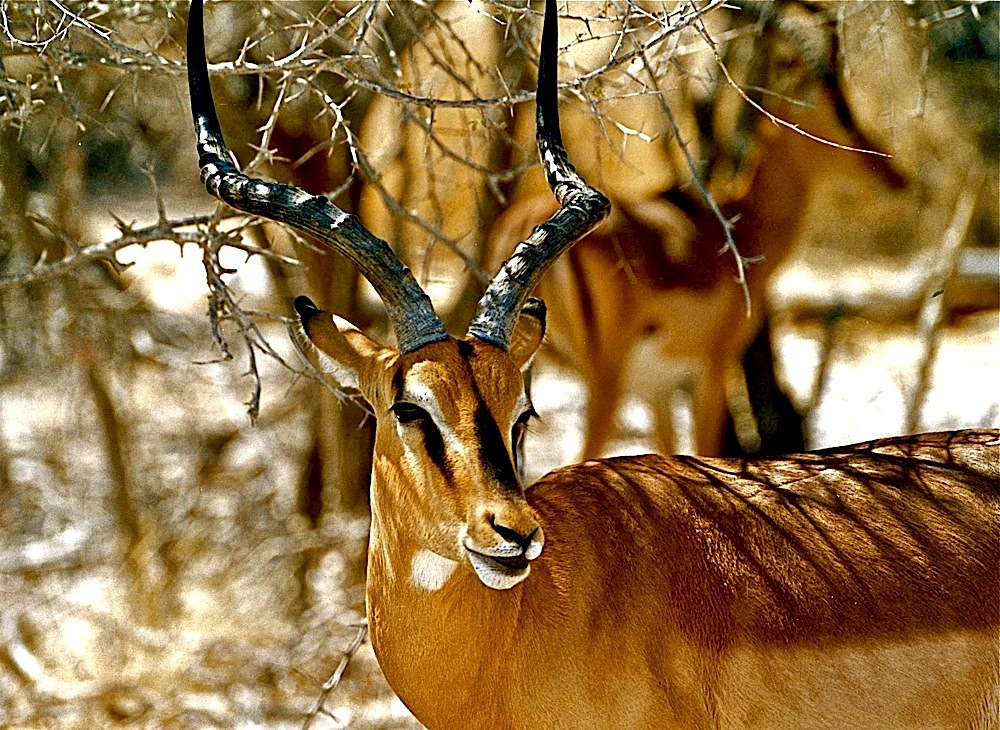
[391,402,430,425]
[391,401,449,475]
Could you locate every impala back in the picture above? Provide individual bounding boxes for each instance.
[520,429,999,727]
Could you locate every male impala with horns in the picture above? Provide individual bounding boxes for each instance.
[188,0,999,726]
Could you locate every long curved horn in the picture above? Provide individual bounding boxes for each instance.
[187,0,448,354]
[466,0,610,350]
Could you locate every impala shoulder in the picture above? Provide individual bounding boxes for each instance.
[524,455,693,537]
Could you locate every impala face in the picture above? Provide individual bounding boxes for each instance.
[296,297,546,590]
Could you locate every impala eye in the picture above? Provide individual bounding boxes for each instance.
[391,401,449,476]
[391,402,430,425]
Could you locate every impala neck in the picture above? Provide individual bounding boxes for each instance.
[367,453,446,592]
[365,454,532,725]
[364,457,699,728]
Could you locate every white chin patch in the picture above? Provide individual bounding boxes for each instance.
[466,549,531,590]
[410,549,458,592]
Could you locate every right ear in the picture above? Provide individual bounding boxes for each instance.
[294,296,385,391]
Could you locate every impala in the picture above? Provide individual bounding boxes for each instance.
[188,1,999,727]
[486,1,906,458]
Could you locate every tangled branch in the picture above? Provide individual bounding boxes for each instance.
[1,0,937,416]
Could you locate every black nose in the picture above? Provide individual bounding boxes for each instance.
[491,518,538,550]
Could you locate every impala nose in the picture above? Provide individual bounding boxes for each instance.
[466,503,545,562]
[483,508,544,562]
[464,507,545,590]
[492,518,539,553]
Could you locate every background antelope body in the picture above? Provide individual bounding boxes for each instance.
[366,0,993,463]
[484,1,941,461]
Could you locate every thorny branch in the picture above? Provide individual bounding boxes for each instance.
[194,211,368,421]
[0,1,995,725]
[692,14,890,159]
[301,622,369,730]
[1,0,954,414]
[0,213,206,290]
[634,48,753,315]
[0,0,110,51]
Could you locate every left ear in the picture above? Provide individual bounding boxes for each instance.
[509,298,546,370]
[294,296,386,392]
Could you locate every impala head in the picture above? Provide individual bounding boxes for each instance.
[187,0,608,590]
[295,296,547,589]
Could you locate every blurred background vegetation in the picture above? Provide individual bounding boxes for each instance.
[0,1,996,727]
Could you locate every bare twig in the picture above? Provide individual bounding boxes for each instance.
[302,622,369,730]
[905,172,983,433]
[694,17,891,159]
[0,214,209,290]
[636,49,753,316]
[0,0,110,51]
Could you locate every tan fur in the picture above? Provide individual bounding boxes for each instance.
[301,305,999,729]
[191,3,996,723]
[376,428,998,728]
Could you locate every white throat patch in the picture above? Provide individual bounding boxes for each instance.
[409,549,458,592]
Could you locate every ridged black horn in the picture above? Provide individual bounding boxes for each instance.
[466,0,610,350]
[187,0,448,354]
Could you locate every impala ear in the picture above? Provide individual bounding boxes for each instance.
[509,298,546,370]
[294,296,384,390]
